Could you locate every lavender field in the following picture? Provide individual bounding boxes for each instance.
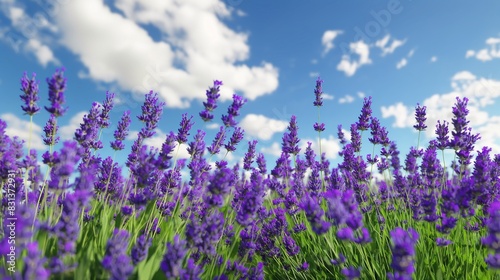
[1,68,500,279]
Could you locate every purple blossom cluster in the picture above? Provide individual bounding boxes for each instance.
[1,69,500,279]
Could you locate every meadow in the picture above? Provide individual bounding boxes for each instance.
[1,68,499,279]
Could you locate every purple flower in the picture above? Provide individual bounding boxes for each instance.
[22,242,49,280]
[283,233,300,256]
[256,152,267,174]
[47,141,82,190]
[436,238,452,247]
[74,102,103,152]
[282,115,301,155]
[298,262,309,271]
[99,91,115,128]
[131,234,152,265]
[205,167,233,207]
[102,229,133,280]
[177,113,194,144]
[313,76,324,107]
[330,253,346,266]
[243,140,258,170]
[350,124,362,152]
[337,124,347,146]
[180,258,203,280]
[185,210,224,256]
[413,103,427,131]
[342,266,361,280]
[110,110,131,151]
[300,194,331,235]
[42,114,60,146]
[313,122,325,132]
[482,201,500,269]
[222,94,247,127]
[200,80,222,122]
[94,157,124,201]
[137,91,165,139]
[45,67,67,117]
[357,96,372,131]
[207,126,226,155]
[153,133,176,170]
[161,235,187,278]
[435,120,449,150]
[224,126,244,152]
[387,227,419,280]
[20,72,40,115]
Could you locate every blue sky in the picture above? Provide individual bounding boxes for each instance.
[1,0,500,170]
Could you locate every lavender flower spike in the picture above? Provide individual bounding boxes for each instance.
[102,230,134,280]
[222,94,247,127]
[45,67,67,117]
[313,76,324,107]
[413,103,427,131]
[20,72,40,115]
[110,110,131,151]
[200,80,222,122]
[99,91,115,128]
[43,114,60,146]
[482,200,500,269]
[387,227,419,280]
[357,96,372,131]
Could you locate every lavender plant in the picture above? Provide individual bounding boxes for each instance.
[0,69,499,280]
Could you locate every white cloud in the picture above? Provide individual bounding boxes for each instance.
[1,113,44,150]
[25,39,58,67]
[309,72,320,78]
[375,34,406,56]
[2,0,279,108]
[261,142,282,157]
[323,93,334,100]
[0,1,59,66]
[357,91,365,98]
[430,56,437,62]
[381,71,500,153]
[466,37,500,62]
[337,40,372,77]
[396,49,415,69]
[240,114,288,140]
[205,122,220,130]
[396,58,407,69]
[339,95,355,104]
[381,102,412,128]
[59,111,87,140]
[321,30,343,56]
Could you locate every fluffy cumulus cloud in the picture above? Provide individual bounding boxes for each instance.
[375,34,406,56]
[0,1,59,66]
[430,56,437,62]
[240,114,288,140]
[261,142,281,157]
[1,113,44,150]
[339,95,355,104]
[1,0,279,108]
[466,37,500,61]
[337,40,372,77]
[381,71,500,153]
[321,29,343,56]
